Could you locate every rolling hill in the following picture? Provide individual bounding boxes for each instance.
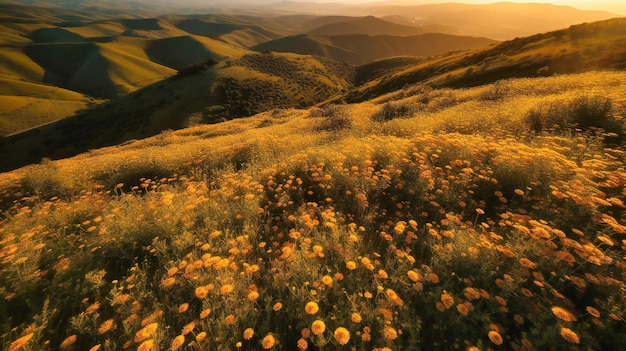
[341,17,626,103]
[253,33,498,65]
[1,1,620,138]
[0,52,354,171]
[0,7,248,99]
[170,16,285,47]
[0,2,623,145]
[4,16,626,171]
[0,4,258,135]
[306,15,451,36]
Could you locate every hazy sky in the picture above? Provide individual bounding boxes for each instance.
[279,0,626,14]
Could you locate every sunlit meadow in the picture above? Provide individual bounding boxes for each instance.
[1,71,625,351]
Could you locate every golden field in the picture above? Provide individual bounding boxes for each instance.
[0,70,624,350]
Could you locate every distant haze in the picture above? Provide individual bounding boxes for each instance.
[224,0,626,14]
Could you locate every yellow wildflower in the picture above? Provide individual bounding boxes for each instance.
[171,335,185,350]
[305,301,319,314]
[248,291,260,301]
[333,327,350,345]
[488,330,503,345]
[60,335,77,349]
[137,339,154,351]
[98,319,115,334]
[262,334,276,349]
[560,327,580,344]
[311,320,326,335]
[551,306,577,322]
[243,328,254,340]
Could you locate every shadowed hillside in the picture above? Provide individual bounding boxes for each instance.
[253,33,498,65]
[22,41,175,98]
[0,52,354,171]
[172,17,284,47]
[306,15,449,36]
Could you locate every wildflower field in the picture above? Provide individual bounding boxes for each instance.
[0,71,625,350]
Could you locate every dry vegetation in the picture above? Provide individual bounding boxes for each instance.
[0,52,354,172]
[0,70,624,351]
[342,18,626,103]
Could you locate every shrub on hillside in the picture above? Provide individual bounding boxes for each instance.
[371,101,416,122]
[311,104,352,131]
[175,58,218,78]
[526,95,621,135]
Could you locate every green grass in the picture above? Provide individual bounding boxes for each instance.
[0,70,624,351]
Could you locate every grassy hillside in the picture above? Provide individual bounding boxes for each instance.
[0,77,100,136]
[253,33,498,65]
[0,4,262,135]
[0,70,624,351]
[306,15,445,36]
[342,17,626,103]
[170,16,285,48]
[0,52,354,171]
[1,2,619,137]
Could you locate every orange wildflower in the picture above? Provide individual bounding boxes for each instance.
[137,339,154,351]
[195,286,209,299]
[311,320,326,335]
[488,330,503,345]
[586,306,600,318]
[519,257,536,269]
[60,335,77,349]
[243,328,255,340]
[305,301,319,314]
[383,326,398,340]
[441,292,454,309]
[220,284,235,295]
[248,291,260,301]
[560,327,580,344]
[333,327,350,345]
[261,334,276,349]
[551,307,577,322]
[98,319,115,334]
[171,335,185,350]
[297,338,308,350]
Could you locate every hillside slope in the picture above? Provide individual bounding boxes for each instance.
[0,70,624,351]
[342,17,626,103]
[0,52,354,171]
[306,15,447,36]
[253,33,498,65]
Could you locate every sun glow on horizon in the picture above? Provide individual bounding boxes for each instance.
[323,0,626,15]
